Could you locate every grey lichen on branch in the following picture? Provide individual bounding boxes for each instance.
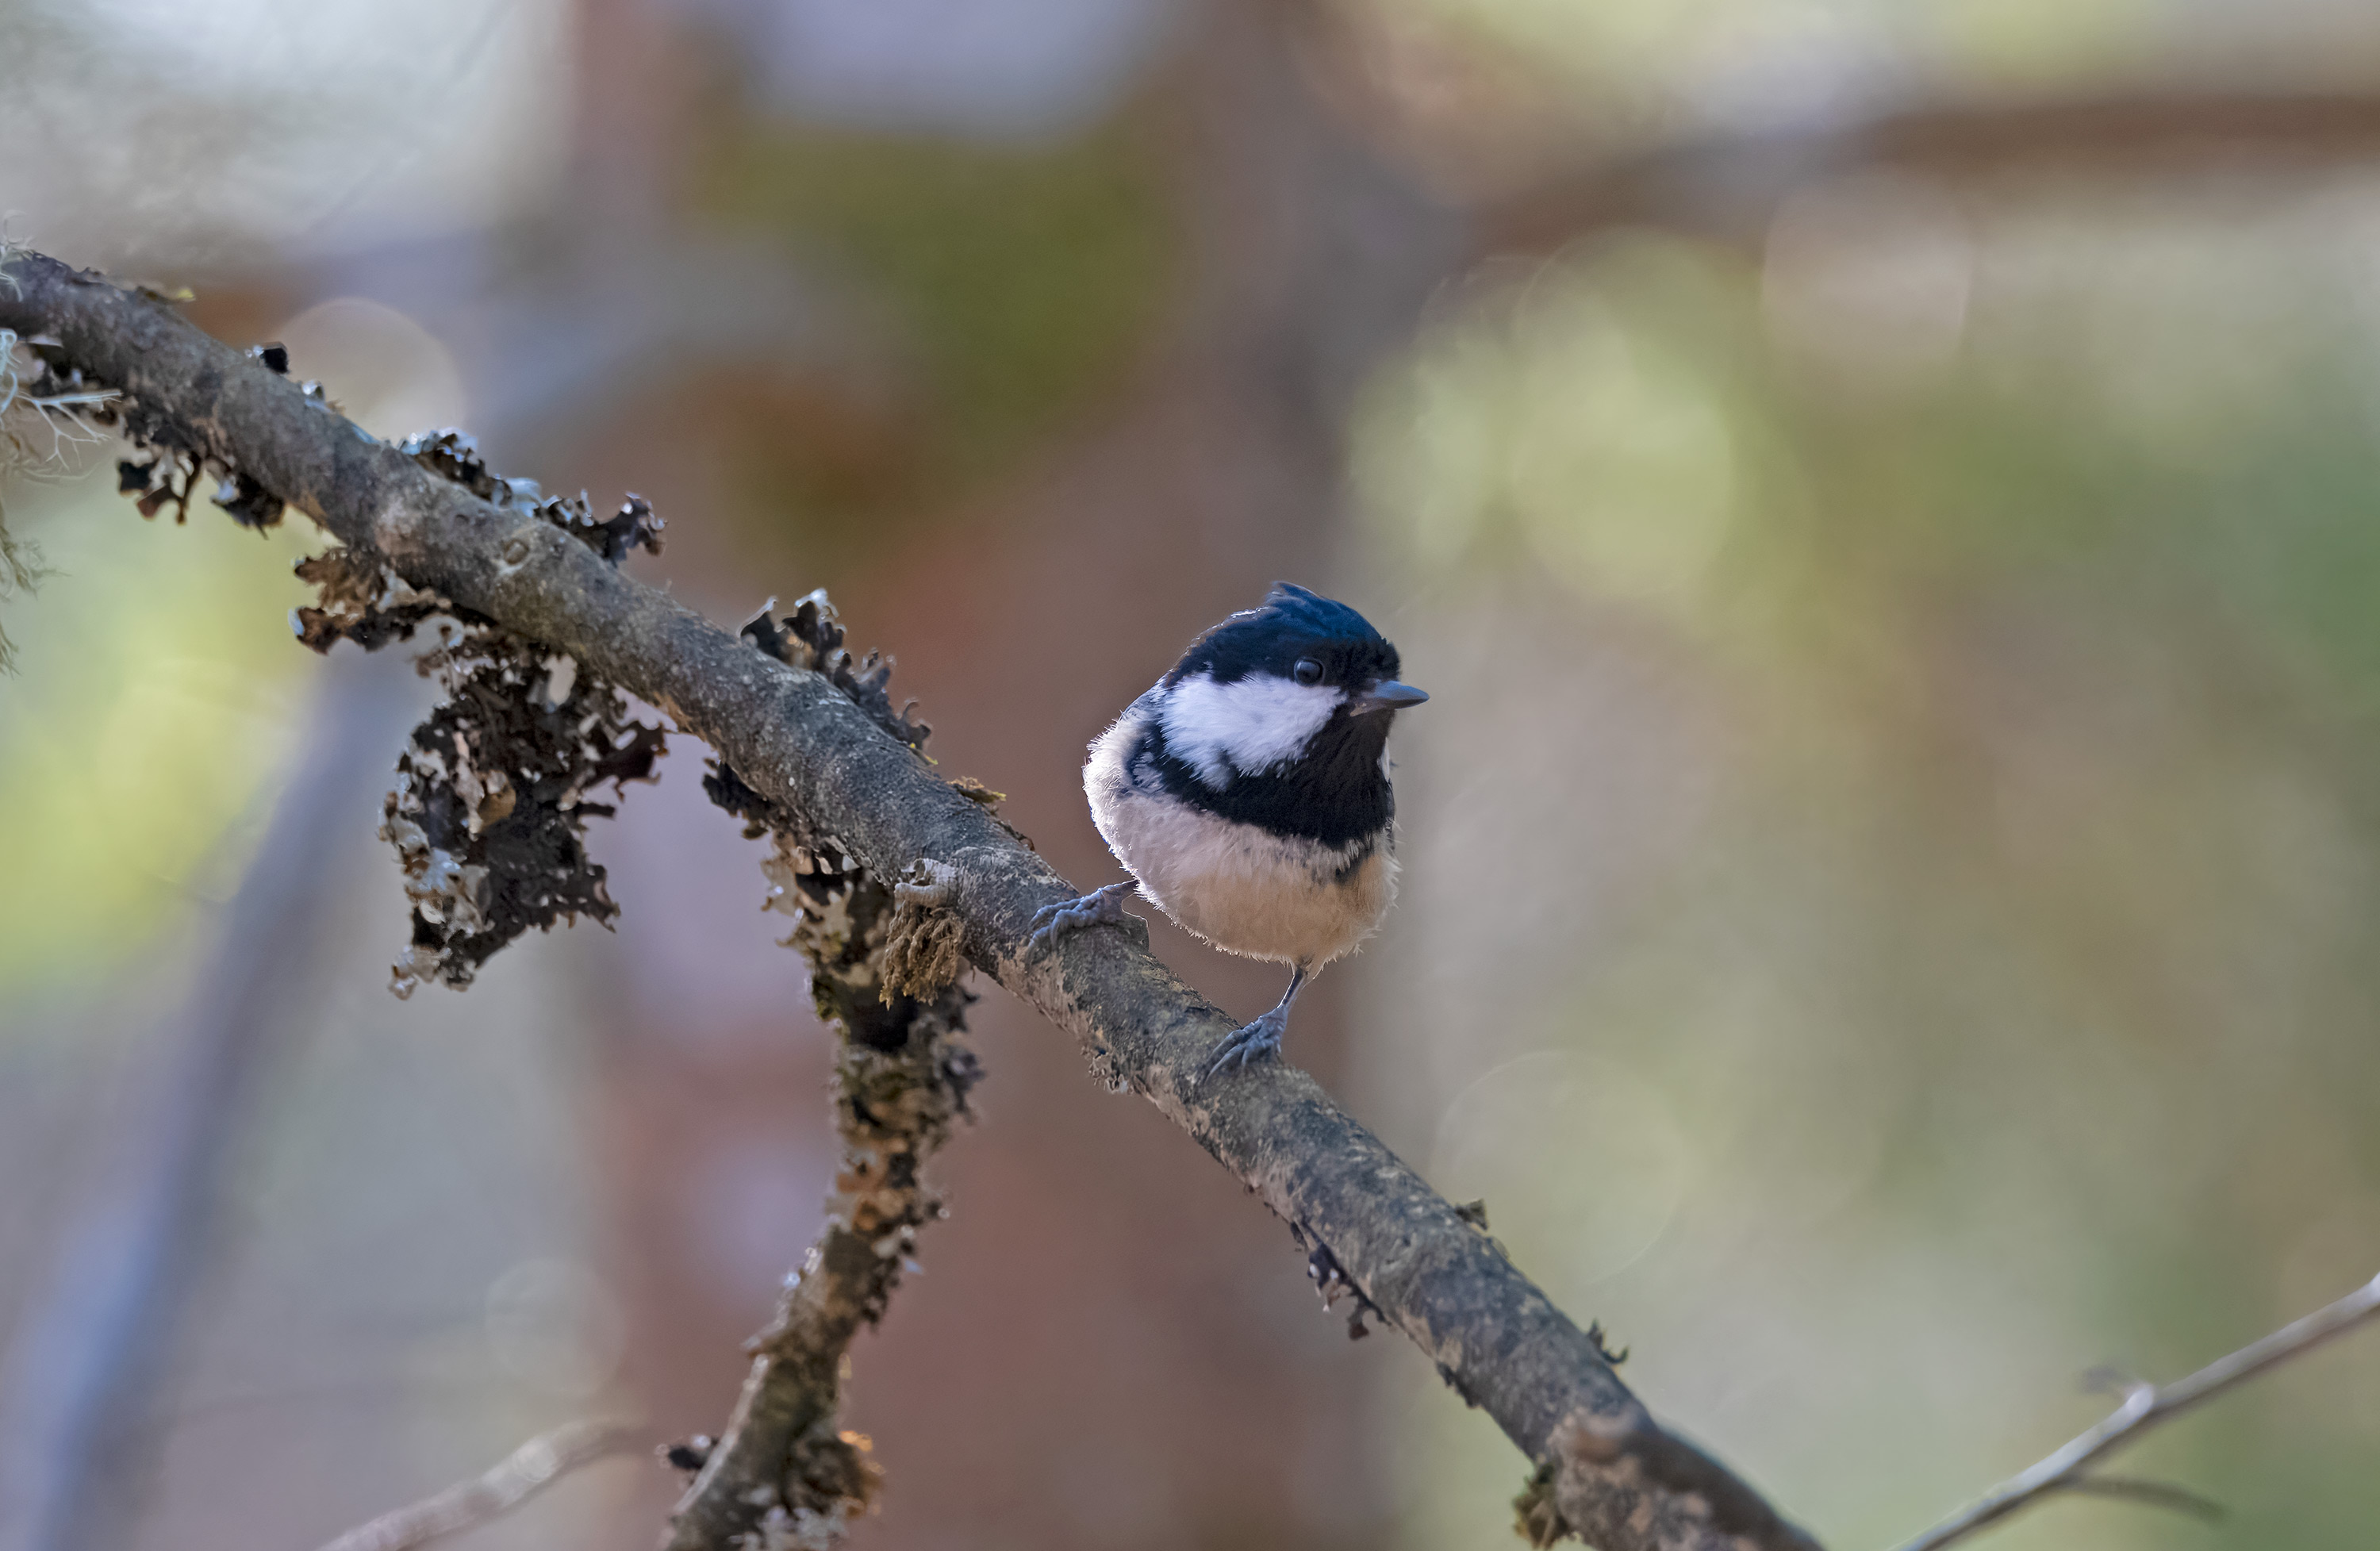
[720,591,976,1012]
[661,859,980,1549]
[289,428,672,995]
[662,971,975,1550]
[674,636,982,1549]
[378,626,666,996]
[737,589,929,754]
[2,313,121,666]
[0,244,1818,1551]
[397,428,665,566]
[8,283,677,993]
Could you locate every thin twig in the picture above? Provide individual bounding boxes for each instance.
[1482,90,2380,255]
[1894,1272,2380,1551]
[313,1419,649,1551]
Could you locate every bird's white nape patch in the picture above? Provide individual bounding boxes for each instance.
[1160,671,1343,788]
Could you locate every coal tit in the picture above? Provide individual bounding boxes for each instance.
[1031,583,1427,1075]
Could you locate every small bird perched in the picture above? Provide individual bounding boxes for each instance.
[1031,583,1427,1075]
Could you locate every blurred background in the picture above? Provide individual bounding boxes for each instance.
[5,1,2380,1549]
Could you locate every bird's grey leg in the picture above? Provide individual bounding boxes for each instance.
[1207,962,1307,1077]
[1028,881,1138,954]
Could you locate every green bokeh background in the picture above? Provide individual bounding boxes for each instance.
[6,0,2380,1546]
[1353,212,2380,1547]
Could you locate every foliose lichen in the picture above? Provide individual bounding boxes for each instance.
[382,627,666,996]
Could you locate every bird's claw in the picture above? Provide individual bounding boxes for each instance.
[1206,1006,1288,1078]
[1029,881,1138,954]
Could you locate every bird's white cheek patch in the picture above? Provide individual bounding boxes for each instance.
[1160,673,1344,787]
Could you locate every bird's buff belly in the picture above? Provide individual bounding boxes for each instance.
[1092,787,1395,968]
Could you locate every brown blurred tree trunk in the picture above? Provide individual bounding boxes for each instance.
[565,2,1462,1546]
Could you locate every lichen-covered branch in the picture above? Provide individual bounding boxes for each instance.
[0,248,1815,1551]
[663,634,981,1551]
[657,885,971,1551]
[1,307,116,667]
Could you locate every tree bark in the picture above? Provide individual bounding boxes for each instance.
[1,247,1817,1551]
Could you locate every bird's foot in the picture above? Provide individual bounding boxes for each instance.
[1207,1003,1289,1078]
[1028,881,1138,954]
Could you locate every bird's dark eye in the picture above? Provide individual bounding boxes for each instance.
[1292,658,1323,687]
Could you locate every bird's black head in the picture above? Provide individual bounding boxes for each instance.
[1138,584,1426,847]
[1166,582,1406,697]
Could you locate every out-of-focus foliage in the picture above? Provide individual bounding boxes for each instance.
[694,112,1175,559]
[0,0,570,267]
[1356,190,2380,1549]
[0,478,315,991]
[9,0,2380,1545]
[0,0,561,983]
[1358,0,2380,133]
[0,271,485,998]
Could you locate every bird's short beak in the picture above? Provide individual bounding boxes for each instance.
[1349,680,1428,714]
